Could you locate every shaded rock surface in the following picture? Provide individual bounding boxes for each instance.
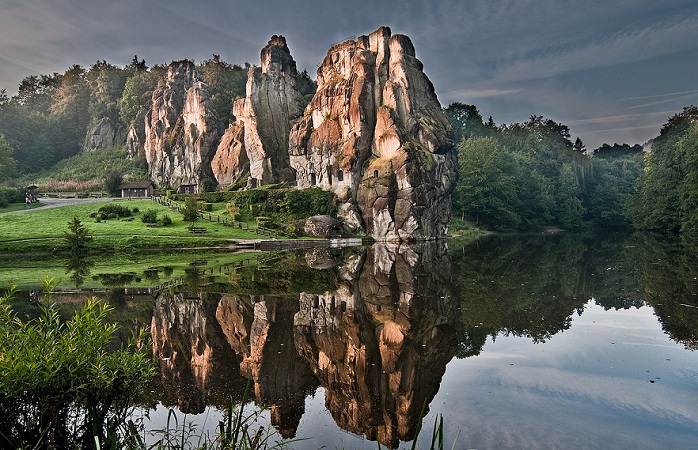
[304,214,342,238]
[82,117,124,152]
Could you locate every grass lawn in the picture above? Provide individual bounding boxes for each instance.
[0,199,277,254]
[0,203,32,214]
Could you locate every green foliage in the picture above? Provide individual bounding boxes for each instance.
[23,147,148,189]
[448,109,647,231]
[226,201,240,220]
[0,284,154,449]
[197,200,213,211]
[175,187,337,222]
[63,216,93,256]
[0,133,17,183]
[182,195,199,223]
[628,108,698,232]
[453,137,552,231]
[141,208,157,223]
[444,102,491,146]
[197,56,248,124]
[297,69,318,109]
[118,69,163,127]
[161,214,172,226]
[201,176,218,193]
[98,203,132,218]
[103,169,123,196]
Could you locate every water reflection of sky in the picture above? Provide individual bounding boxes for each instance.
[430,302,698,450]
[143,301,698,449]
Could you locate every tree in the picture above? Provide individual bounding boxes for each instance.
[444,102,489,146]
[181,195,199,224]
[86,60,130,124]
[0,133,17,183]
[103,170,123,196]
[118,70,160,126]
[197,55,248,124]
[453,137,522,230]
[63,217,93,257]
[50,65,91,161]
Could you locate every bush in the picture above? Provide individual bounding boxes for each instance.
[197,201,213,211]
[132,207,140,213]
[0,285,153,448]
[161,214,172,226]
[97,203,132,218]
[0,187,24,204]
[141,209,158,223]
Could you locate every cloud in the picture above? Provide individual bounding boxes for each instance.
[442,88,524,99]
[493,13,698,82]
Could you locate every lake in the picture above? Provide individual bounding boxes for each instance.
[4,232,697,449]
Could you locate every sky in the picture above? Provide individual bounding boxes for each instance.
[1,0,698,149]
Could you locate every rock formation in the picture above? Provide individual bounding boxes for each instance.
[127,60,224,188]
[82,117,124,152]
[130,28,455,241]
[212,36,304,187]
[289,27,457,241]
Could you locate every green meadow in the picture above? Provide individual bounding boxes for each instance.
[0,199,272,254]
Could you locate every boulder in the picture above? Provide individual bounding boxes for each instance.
[83,117,125,152]
[304,214,342,238]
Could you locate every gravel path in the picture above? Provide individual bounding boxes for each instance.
[2,197,118,215]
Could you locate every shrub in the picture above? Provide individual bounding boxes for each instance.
[103,170,123,196]
[132,207,140,213]
[141,209,157,223]
[161,214,172,226]
[197,201,213,211]
[0,284,154,448]
[98,203,132,218]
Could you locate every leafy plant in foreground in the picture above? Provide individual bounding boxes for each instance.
[0,278,154,449]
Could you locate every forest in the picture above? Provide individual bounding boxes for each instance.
[0,55,697,233]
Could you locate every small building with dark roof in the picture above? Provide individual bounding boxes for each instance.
[120,181,155,198]
[177,183,198,195]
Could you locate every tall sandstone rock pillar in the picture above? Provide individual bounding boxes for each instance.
[289,27,457,242]
[126,60,224,188]
[212,36,303,187]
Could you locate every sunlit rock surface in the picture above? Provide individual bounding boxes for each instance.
[289,27,457,241]
[212,36,303,188]
[127,60,224,188]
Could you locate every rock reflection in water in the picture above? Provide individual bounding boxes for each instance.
[148,242,457,448]
[150,291,246,414]
[295,242,457,448]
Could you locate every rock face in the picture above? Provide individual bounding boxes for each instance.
[212,36,303,188]
[289,27,457,241]
[82,117,124,152]
[127,60,224,188]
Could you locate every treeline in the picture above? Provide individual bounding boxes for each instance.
[446,103,698,232]
[0,55,316,179]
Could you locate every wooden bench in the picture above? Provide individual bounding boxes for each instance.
[188,226,207,234]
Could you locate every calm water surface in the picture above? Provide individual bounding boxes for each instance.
[7,233,698,449]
